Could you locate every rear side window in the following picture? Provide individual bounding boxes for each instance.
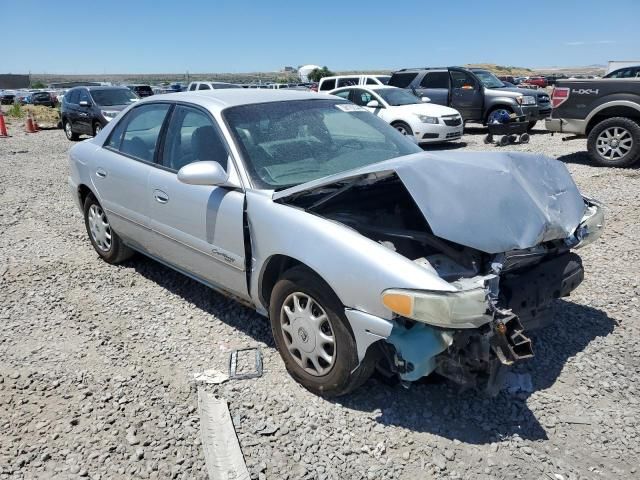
[332,90,351,100]
[366,77,377,85]
[189,83,197,91]
[336,77,359,88]
[107,104,171,162]
[388,72,418,88]
[319,78,336,91]
[420,72,449,89]
[198,84,211,90]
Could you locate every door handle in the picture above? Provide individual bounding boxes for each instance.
[96,168,107,178]
[153,189,169,204]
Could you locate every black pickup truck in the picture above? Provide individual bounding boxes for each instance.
[546,79,640,167]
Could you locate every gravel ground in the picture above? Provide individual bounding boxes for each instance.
[1,119,639,480]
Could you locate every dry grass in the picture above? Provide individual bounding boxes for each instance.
[24,105,60,126]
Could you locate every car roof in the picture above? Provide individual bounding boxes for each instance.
[139,89,337,111]
[333,85,396,91]
[71,85,131,91]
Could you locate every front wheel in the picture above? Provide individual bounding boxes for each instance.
[269,266,375,397]
[391,121,414,137]
[93,122,103,136]
[587,117,640,167]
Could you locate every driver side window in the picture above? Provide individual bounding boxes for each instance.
[450,71,476,90]
[161,106,229,172]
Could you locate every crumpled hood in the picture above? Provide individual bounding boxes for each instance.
[273,151,586,254]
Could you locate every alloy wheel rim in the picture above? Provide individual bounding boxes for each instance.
[596,127,633,160]
[95,125,101,134]
[88,204,112,252]
[395,125,408,135]
[280,292,335,377]
[65,122,72,138]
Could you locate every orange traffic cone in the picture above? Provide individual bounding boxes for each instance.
[0,112,8,137]
[25,113,37,133]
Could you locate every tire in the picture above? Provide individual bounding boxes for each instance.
[587,117,640,168]
[485,106,513,125]
[83,194,133,264]
[499,136,510,147]
[391,121,414,137]
[520,133,530,144]
[527,120,537,131]
[93,122,103,136]
[63,120,79,141]
[269,266,376,397]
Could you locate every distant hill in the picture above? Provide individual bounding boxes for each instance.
[464,64,534,76]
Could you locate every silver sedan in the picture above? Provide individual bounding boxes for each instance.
[68,90,604,396]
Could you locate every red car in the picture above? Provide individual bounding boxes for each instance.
[526,77,548,88]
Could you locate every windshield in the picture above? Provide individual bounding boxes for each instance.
[224,99,421,189]
[91,89,138,106]
[473,70,505,89]
[376,88,421,106]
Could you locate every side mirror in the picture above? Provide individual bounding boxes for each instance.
[366,99,381,108]
[79,100,90,107]
[421,96,431,102]
[177,161,229,186]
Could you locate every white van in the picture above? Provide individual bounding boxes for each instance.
[317,75,390,93]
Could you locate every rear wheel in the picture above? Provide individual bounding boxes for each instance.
[63,120,79,141]
[587,117,640,167]
[269,266,375,397]
[93,122,103,136]
[83,194,133,264]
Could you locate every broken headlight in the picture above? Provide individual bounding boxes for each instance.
[381,287,492,329]
[567,198,605,249]
[575,200,605,248]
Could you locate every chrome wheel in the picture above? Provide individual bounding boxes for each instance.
[64,121,73,139]
[596,126,633,160]
[280,292,335,376]
[87,204,112,252]
[94,124,102,135]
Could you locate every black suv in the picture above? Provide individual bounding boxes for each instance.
[61,86,138,140]
[127,84,154,97]
[389,67,551,128]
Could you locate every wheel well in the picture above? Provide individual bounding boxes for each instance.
[259,255,316,309]
[586,106,640,135]
[77,184,93,206]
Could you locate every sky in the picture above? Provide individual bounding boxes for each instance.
[2,0,639,74]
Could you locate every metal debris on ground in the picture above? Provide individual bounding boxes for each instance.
[193,369,229,385]
[198,388,250,480]
[229,347,263,380]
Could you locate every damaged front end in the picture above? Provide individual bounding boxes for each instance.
[274,152,604,394]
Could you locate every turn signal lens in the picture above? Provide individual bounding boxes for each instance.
[382,292,413,317]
